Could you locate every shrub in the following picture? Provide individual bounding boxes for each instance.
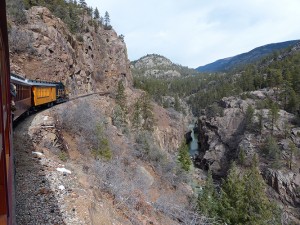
[7,0,27,25]
[58,151,68,161]
[91,124,112,160]
[112,105,126,128]
[76,34,84,42]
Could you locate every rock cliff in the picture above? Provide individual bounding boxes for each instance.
[9,6,132,97]
[197,89,300,223]
[9,6,195,224]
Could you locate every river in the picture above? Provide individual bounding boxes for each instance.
[188,124,198,157]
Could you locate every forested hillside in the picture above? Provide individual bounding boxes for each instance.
[134,43,300,117]
[196,40,299,72]
[133,42,300,224]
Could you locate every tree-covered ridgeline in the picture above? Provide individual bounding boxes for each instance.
[133,48,300,116]
[7,0,113,33]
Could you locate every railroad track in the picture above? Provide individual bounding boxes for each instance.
[67,91,111,101]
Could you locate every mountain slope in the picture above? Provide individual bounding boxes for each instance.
[131,54,200,78]
[8,6,132,98]
[196,40,299,72]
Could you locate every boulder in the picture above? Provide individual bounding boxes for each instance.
[135,166,154,188]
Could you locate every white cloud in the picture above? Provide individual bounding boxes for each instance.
[86,0,300,68]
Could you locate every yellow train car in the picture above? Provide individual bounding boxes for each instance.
[31,82,57,107]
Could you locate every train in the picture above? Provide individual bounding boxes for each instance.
[0,2,67,224]
[0,1,14,224]
[10,73,67,120]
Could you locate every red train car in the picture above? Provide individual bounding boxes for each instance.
[10,74,32,120]
[0,0,15,224]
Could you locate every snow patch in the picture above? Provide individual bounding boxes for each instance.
[32,151,44,156]
[57,168,72,174]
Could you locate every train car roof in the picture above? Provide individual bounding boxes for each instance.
[10,73,56,87]
[10,75,32,86]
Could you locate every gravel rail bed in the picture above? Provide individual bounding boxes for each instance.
[14,114,86,225]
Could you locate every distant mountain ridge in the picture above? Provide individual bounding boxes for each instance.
[196,40,300,72]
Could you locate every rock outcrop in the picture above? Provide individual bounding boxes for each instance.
[196,88,300,222]
[9,6,132,97]
[131,54,198,78]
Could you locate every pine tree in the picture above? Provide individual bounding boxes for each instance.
[217,157,281,224]
[287,89,299,114]
[174,95,180,112]
[87,6,93,17]
[79,0,87,8]
[132,99,142,130]
[288,141,297,170]
[269,102,279,134]
[245,105,254,131]
[219,163,246,224]
[104,11,111,29]
[140,93,155,131]
[197,170,218,217]
[263,135,281,167]
[113,80,127,128]
[242,157,281,224]
[116,80,127,112]
[177,141,191,171]
[94,7,99,19]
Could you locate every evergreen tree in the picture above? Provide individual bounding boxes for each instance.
[197,170,218,218]
[112,105,126,128]
[140,93,155,131]
[132,99,142,130]
[217,157,281,224]
[113,80,127,128]
[257,109,264,135]
[174,95,180,112]
[288,141,297,170]
[280,80,293,110]
[263,135,281,168]
[94,7,100,19]
[116,80,127,112]
[79,0,87,8]
[287,89,299,114]
[219,163,246,224]
[245,105,254,131]
[238,148,246,165]
[104,11,112,29]
[269,102,279,134]
[177,141,191,171]
[87,6,93,17]
[242,157,281,224]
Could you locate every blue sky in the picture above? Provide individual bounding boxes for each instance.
[85,0,300,68]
